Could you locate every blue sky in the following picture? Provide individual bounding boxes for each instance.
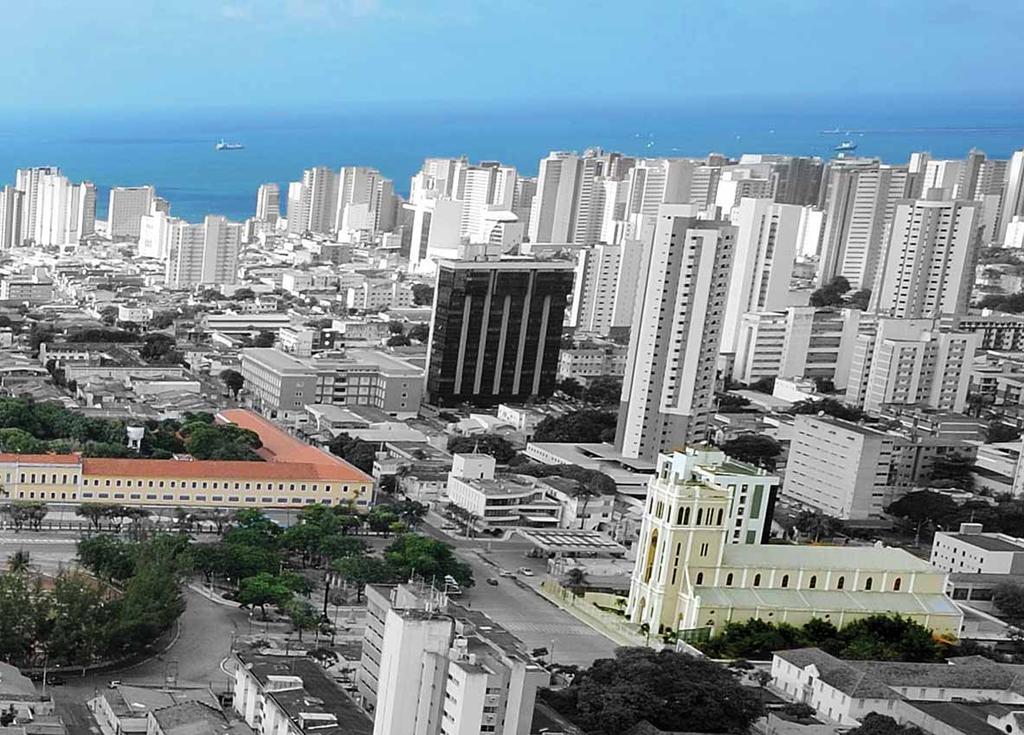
[3,0,1022,112]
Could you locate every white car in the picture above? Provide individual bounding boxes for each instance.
[498,569,514,578]
[517,567,534,577]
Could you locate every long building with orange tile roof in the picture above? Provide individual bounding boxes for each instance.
[0,409,373,510]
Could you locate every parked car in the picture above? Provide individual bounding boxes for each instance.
[498,569,514,577]
[517,567,534,577]
[486,577,499,586]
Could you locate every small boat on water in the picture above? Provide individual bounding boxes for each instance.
[215,139,244,151]
[834,140,858,152]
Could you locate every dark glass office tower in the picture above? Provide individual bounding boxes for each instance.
[425,259,575,407]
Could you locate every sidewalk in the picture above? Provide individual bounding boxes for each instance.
[188,583,241,608]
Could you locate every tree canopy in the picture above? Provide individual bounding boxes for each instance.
[533,409,617,443]
[699,614,947,662]
[447,434,517,463]
[810,276,852,307]
[328,433,378,473]
[791,397,868,422]
[720,434,782,471]
[544,647,763,735]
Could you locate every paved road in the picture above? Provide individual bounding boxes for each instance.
[50,589,249,735]
[454,550,619,668]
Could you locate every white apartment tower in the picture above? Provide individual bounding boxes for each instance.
[818,161,915,289]
[571,240,643,335]
[14,166,60,245]
[872,192,981,318]
[528,151,608,244]
[615,208,736,460]
[999,149,1024,244]
[107,185,155,240]
[720,198,802,353]
[165,215,242,287]
[0,186,23,250]
[255,183,280,224]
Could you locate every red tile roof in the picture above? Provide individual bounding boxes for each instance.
[216,409,370,481]
[0,453,81,465]
[0,410,373,485]
[81,457,366,483]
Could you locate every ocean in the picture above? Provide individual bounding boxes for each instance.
[0,95,1022,224]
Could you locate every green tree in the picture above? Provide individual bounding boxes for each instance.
[332,555,392,602]
[791,398,868,422]
[77,535,137,582]
[384,534,473,588]
[411,284,434,306]
[238,572,295,618]
[182,421,262,460]
[533,410,617,443]
[446,434,517,463]
[7,549,30,575]
[220,369,245,399]
[848,714,924,735]
[253,331,276,348]
[284,599,319,642]
[555,648,763,735]
[886,491,962,543]
[927,453,976,491]
[794,509,845,542]
[720,434,782,470]
[407,323,429,342]
[0,573,39,663]
[992,582,1024,625]
[327,433,378,474]
[0,428,47,454]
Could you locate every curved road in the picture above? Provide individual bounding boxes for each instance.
[51,589,249,734]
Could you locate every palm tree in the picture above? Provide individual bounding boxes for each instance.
[794,509,843,542]
[571,484,600,530]
[8,549,30,575]
[562,567,588,596]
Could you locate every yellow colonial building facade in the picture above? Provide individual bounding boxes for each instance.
[626,450,962,639]
[0,410,373,510]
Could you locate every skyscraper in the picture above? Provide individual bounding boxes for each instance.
[571,240,643,335]
[872,192,981,318]
[255,183,280,224]
[425,259,575,406]
[286,166,338,236]
[0,186,23,250]
[15,166,60,245]
[165,215,242,287]
[720,198,803,354]
[108,185,155,240]
[998,149,1024,243]
[615,208,736,460]
[528,150,622,244]
[817,160,915,289]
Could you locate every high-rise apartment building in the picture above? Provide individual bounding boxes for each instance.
[285,166,339,236]
[107,185,155,240]
[165,215,242,287]
[733,306,867,386]
[615,209,736,460]
[872,192,981,318]
[998,149,1024,244]
[425,259,575,407]
[360,584,548,735]
[14,166,60,245]
[139,208,181,259]
[528,150,621,244]
[818,160,916,289]
[846,319,977,415]
[720,198,802,353]
[571,241,643,335]
[0,186,23,250]
[255,183,280,224]
[26,173,94,246]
